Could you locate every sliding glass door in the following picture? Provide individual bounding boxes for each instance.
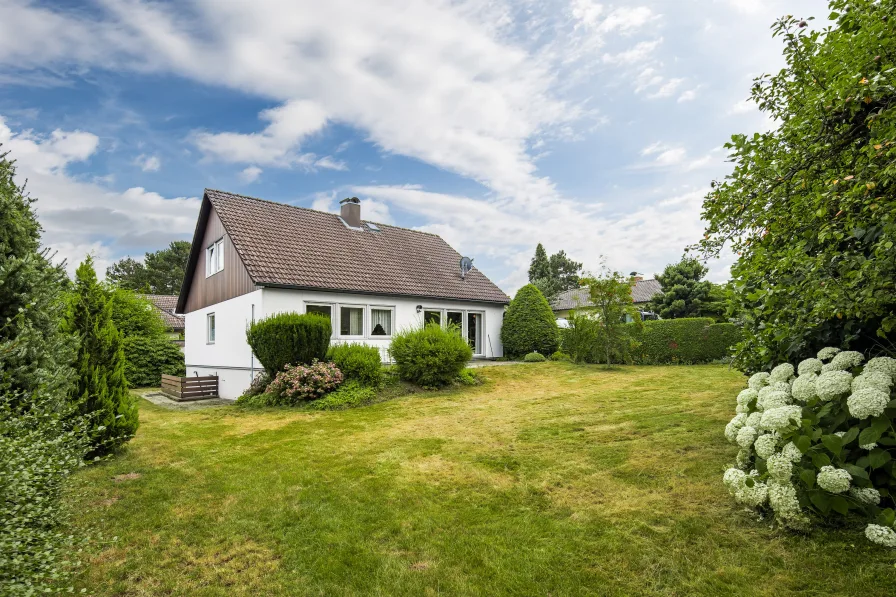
[467,312,483,356]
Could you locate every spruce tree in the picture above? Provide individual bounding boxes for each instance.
[528,243,551,282]
[67,256,138,455]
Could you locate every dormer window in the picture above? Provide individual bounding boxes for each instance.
[206,238,224,277]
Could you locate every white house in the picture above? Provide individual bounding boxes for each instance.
[175,190,510,399]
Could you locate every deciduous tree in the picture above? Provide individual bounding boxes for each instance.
[106,240,191,294]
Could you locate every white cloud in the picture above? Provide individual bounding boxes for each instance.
[648,77,685,99]
[135,153,161,172]
[313,155,347,171]
[677,88,699,102]
[602,39,662,65]
[0,116,199,276]
[239,165,263,183]
[729,98,756,114]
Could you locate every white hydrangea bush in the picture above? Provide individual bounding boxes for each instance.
[723,349,896,546]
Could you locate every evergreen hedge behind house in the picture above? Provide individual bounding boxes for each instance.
[631,318,741,364]
[501,284,560,358]
[122,336,186,387]
[246,312,332,376]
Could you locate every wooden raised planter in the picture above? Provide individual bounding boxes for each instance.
[161,374,219,401]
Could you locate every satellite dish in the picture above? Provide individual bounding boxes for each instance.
[460,256,474,279]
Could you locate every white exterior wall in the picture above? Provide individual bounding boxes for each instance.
[184,286,505,400]
[184,289,263,400]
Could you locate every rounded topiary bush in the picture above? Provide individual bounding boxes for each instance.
[501,284,559,358]
[246,312,331,375]
[389,324,473,387]
[327,343,383,386]
[524,352,547,362]
[723,348,896,546]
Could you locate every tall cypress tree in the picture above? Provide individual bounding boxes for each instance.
[528,243,550,282]
[66,256,138,455]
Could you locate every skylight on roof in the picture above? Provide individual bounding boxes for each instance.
[366,222,381,232]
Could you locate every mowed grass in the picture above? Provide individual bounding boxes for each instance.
[66,363,896,596]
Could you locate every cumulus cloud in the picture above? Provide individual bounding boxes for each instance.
[135,153,161,172]
[0,116,199,276]
[239,165,263,183]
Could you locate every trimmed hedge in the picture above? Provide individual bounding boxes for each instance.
[524,352,547,362]
[501,284,560,357]
[246,312,331,375]
[390,324,472,387]
[327,343,383,386]
[122,336,185,387]
[631,318,741,364]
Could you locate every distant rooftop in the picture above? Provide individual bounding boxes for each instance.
[550,279,662,311]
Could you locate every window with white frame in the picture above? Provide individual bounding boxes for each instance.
[206,238,224,277]
[370,307,393,336]
[340,305,364,337]
[207,312,216,343]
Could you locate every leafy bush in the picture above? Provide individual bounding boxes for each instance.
[560,314,599,364]
[240,371,272,400]
[307,380,376,411]
[501,284,559,357]
[455,369,481,386]
[266,361,343,405]
[390,324,473,387]
[327,343,382,386]
[551,351,571,362]
[246,312,331,376]
[524,352,546,362]
[722,348,896,546]
[631,318,741,365]
[122,335,185,387]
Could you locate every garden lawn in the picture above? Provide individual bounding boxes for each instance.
[66,363,896,596]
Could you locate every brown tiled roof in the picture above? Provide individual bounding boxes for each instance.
[550,279,662,311]
[204,189,510,303]
[141,294,185,330]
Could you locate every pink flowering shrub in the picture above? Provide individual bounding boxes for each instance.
[266,360,343,404]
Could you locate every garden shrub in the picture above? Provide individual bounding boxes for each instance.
[307,380,376,411]
[551,351,571,362]
[246,312,331,375]
[723,348,896,547]
[631,318,741,365]
[560,313,599,364]
[389,324,473,388]
[327,343,382,386]
[265,361,343,405]
[455,369,481,386]
[241,371,272,400]
[524,352,547,362]
[122,335,185,387]
[501,284,559,357]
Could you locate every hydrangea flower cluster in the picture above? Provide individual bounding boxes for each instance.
[723,347,896,547]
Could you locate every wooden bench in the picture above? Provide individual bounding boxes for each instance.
[161,374,218,401]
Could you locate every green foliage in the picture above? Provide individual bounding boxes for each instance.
[307,380,376,411]
[239,372,272,401]
[723,350,896,541]
[106,240,191,295]
[648,256,717,320]
[327,343,383,386]
[560,313,599,364]
[110,290,183,387]
[524,352,547,362]
[501,284,560,357]
[579,265,642,367]
[696,1,896,372]
[528,244,583,301]
[66,256,139,456]
[255,361,343,405]
[246,312,332,375]
[455,369,481,386]
[550,351,571,362]
[631,318,742,365]
[389,324,473,387]
[121,336,185,387]
[0,149,89,595]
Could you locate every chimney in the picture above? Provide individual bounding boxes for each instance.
[340,197,361,228]
[633,275,644,282]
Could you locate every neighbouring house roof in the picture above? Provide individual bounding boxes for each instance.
[142,294,185,331]
[550,279,662,311]
[177,189,510,312]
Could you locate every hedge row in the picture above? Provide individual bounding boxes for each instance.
[631,318,741,365]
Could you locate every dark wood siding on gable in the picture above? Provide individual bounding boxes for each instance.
[183,206,257,313]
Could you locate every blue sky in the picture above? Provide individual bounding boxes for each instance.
[0,0,826,291]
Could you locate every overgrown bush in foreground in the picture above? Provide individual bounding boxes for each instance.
[327,343,382,386]
[723,347,896,547]
[390,324,472,387]
[246,312,331,376]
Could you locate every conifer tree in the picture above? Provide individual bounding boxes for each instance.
[66,256,138,455]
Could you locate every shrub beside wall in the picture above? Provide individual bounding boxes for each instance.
[327,343,383,386]
[246,312,331,375]
[632,318,741,364]
[501,284,560,357]
[390,324,473,387]
[123,336,185,387]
